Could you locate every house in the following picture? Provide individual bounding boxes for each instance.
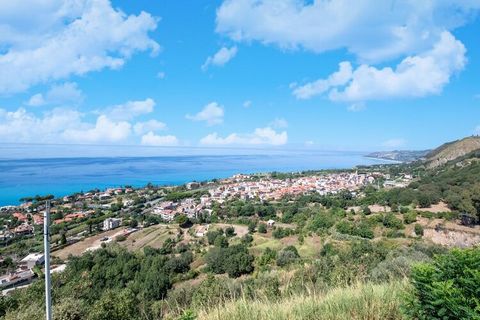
[32,214,44,225]
[12,212,28,223]
[20,253,44,269]
[267,219,275,228]
[103,218,121,231]
[13,224,33,236]
[195,225,209,237]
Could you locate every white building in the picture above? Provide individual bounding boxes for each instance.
[103,218,122,230]
[20,253,45,269]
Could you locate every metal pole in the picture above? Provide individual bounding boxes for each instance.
[44,200,52,320]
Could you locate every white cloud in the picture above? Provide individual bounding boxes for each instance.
[157,71,166,79]
[200,127,287,146]
[133,119,167,135]
[292,62,352,99]
[141,131,179,146]
[474,126,480,135]
[293,32,466,102]
[202,46,238,71]
[0,107,83,143]
[62,115,131,143]
[382,138,407,149]
[0,0,160,94]
[243,100,252,108]
[26,94,46,107]
[305,140,314,146]
[0,99,163,144]
[186,102,224,126]
[26,82,84,106]
[269,117,288,128]
[216,0,479,63]
[105,98,155,121]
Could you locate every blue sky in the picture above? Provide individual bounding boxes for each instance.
[0,0,479,154]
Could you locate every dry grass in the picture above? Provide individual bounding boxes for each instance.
[197,281,407,320]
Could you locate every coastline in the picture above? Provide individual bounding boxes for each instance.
[0,153,392,207]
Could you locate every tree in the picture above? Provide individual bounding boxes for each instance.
[225,226,236,237]
[88,289,139,320]
[257,223,267,234]
[175,214,192,228]
[276,246,300,267]
[214,235,229,248]
[247,221,257,233]
[406,247,480,319]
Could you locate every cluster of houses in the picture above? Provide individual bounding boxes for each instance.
[153,172,378,221]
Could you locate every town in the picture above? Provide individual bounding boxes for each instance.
[0,170,384,293]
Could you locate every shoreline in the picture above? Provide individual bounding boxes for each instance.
[0,154,393,207]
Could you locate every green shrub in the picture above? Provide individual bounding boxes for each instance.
[382,213,404,230]
[414,224,424,237]
[257,223,267,234]
[405,247,480,319]
[403,211,417,224]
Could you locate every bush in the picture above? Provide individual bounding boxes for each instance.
[272,227,291,239]
[403,211,417,224]
[382,213,404,230]
[257,223,267,234]
[276,246,300,267]
[214,235,229,248]
[405,247,480,319]
[225,226,236,238]
[414,224,424,237]
[205,245,254,278]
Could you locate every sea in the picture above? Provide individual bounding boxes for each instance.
[0,145,392,206]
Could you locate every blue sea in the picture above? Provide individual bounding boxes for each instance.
[0,145,390,206]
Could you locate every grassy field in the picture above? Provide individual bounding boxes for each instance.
[119,224,177,251]
[52,228,127,260]
[198,281,407,320]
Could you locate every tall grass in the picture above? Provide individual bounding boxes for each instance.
[197,281,407,320]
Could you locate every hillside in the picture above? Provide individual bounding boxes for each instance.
[424,136,480,168]
[367,150,430,163]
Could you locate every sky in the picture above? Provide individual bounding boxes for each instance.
[0,0,480,156]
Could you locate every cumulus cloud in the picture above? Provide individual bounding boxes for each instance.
[243,100,252,108]
[157,71,166,79]
[202,46,238,71]
[186,102,224,126]
[474,126,480,135]
[133,119,167,135]
[216,0,479,63]
[382,138,407,149]
[293,32,466,102]
[104,98,155,121]
[0,98,168,144]
[0,0,159,94]
[26,82,84,106]
[292,62,352,99]
[0,107,83,143]
[141,131,179,146]
[200,127,287,146]
[62,115,131,143]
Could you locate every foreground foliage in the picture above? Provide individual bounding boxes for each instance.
[197,281,406,320]
[405,247,480,320]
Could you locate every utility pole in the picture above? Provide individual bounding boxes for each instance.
[44,200,52,320]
